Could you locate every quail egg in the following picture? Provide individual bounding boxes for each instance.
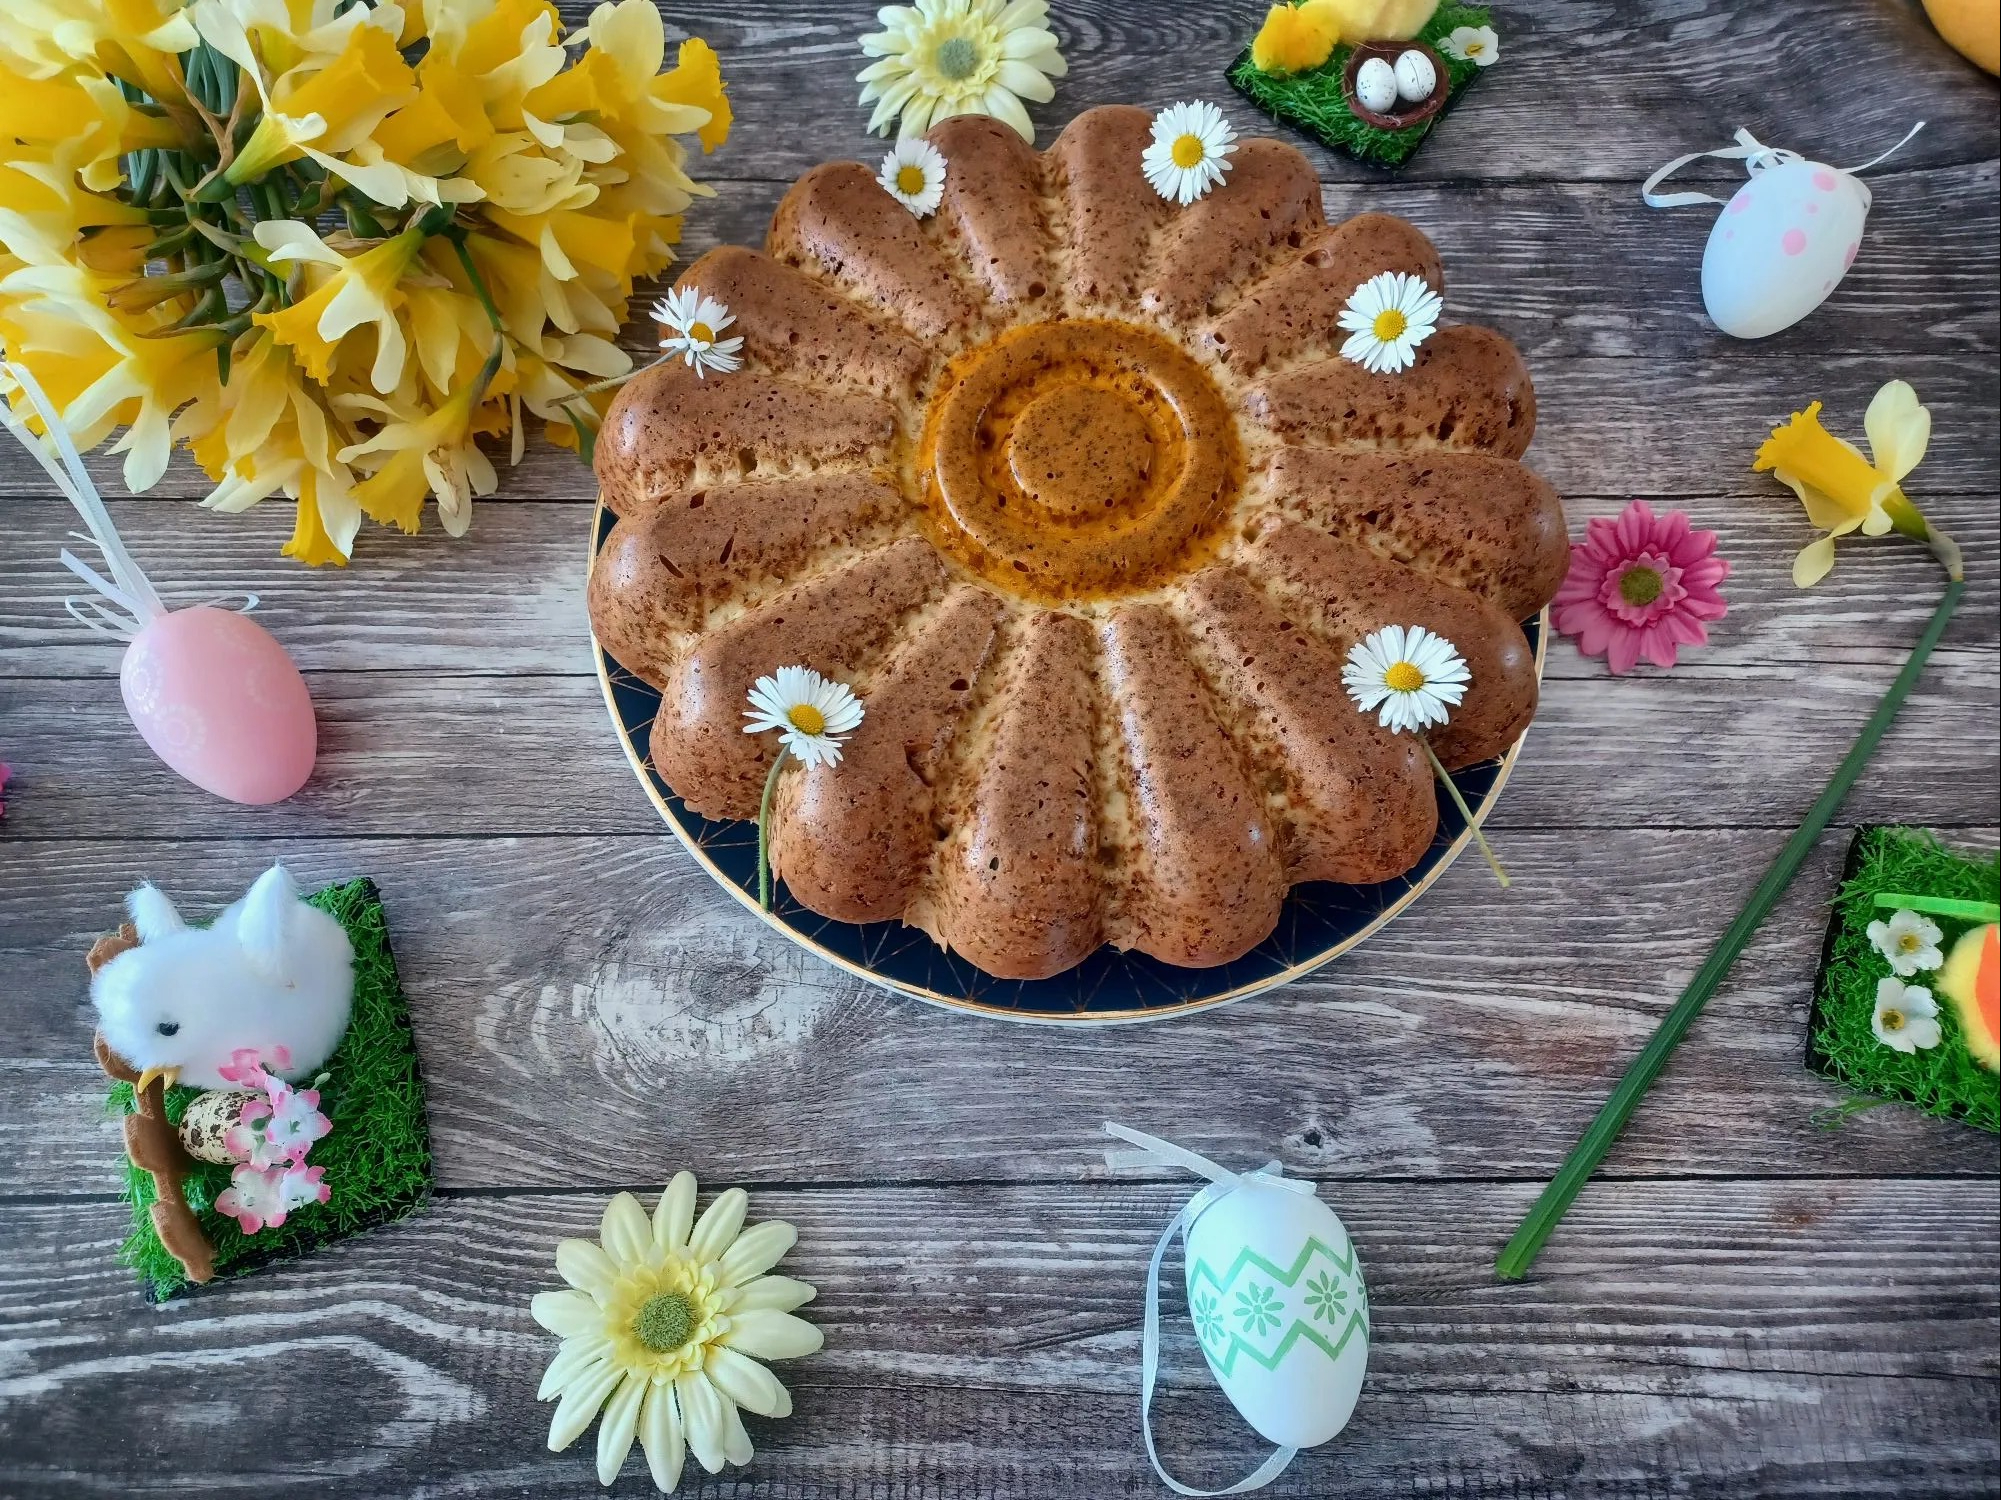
[1353,57,1398,114]
[1394,49,1437,103]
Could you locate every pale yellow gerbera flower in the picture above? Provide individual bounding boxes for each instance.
[534,1178,823,1492]
[858,0,1067,142]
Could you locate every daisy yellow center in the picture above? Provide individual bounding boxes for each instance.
[1384,661,1426,692]
[687,321,716,345]
[934,35,980,80]
[633,1291,696,1352]
[787,703,826,735]
[896,164,929,195]
[1881,1007,1906,1032]
[1171,133,1207,169]
[1618,565,1663,606]
[1372,308,1408,342]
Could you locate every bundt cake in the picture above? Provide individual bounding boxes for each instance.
[589,105,1568,981]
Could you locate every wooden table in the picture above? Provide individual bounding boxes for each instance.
[2,2,1997,1495]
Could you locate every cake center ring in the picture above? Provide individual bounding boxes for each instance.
[916,318,1244,605]
[1006,385,1155,517]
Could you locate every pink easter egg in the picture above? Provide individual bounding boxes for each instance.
[120,606,316,804]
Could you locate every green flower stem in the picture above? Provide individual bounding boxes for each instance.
[755,745,790,911]
[1421,738,1509,889]
[1496,577,1967,1281]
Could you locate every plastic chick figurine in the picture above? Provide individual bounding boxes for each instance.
[90,865,355,1091]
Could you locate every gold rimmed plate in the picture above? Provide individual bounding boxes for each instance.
[589,502,1545,1025]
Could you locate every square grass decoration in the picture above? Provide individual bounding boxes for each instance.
[1227,4,1493,169]
[1807,827,1999,1132]
[107,878,433,1301]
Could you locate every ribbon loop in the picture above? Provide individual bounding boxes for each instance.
[1105,1123,1307,1496]
[1643,122,1926,210]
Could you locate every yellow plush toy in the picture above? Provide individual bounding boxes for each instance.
[1251,0,1344,73]
[1318,0,1442,41]
[1921,0,1999,74]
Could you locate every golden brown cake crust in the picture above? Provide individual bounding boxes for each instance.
[596,360,898,516]
[589,110,1570,981]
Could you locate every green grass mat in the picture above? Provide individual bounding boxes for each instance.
[107,878,433,1301]
[1807,827,1999,1132]
[1227,4,1493,169]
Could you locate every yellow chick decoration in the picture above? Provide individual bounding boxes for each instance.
[1252,0,1345,73]
[1317,0,1442,42]
[1937,923,2000,1071]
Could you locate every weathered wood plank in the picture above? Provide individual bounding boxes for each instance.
[0,653,1994,841]
[0,1180,1994,1497]
[616,0,2001,185]
[4,830,1997,1194]
[0,494,1993,678]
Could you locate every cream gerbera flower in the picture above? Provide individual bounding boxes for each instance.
[1338,271,1443,375]
[533,1179,823,1492]
[878,138,948,217]
[1342,624,1469,735]
[1872,977,1941,1054]
[653,287,744,380]
[1868,909,1946,977]
[1441,25,1501,67]
[743,666,865,769]
[857,0,1067,142]
[1141,100,1237,206]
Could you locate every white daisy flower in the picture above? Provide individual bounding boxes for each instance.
[856,0,1068,142]
[877,138,948,217]
[1872,976,1941,1054]
[742,665,865,769]
[653,287,744,380]
[533,1179,823,1491]
[1441,25,1501,66]
[1142,100,1237,206]
[1337,271,1443,375]
[1867,908,1946,976]
[1342,624,1471,735]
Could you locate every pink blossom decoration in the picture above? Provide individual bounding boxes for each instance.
[259,1082,332,1165]
[216,1045,292,1090]
[224,1097,284,1169]
[1552,500,1730,673]
[214,1162,330,1234]
[215,1164,289,1233]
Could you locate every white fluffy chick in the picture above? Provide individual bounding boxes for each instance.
[91,865,356,1092]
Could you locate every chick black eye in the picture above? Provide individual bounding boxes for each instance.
[156,1021,180,1037]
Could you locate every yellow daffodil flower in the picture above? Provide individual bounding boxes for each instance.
[1251,2,1343,75]
[0,0,197,105]
[252,222,428,392]
[228,19,415,180]
[1754,380,1940,587]
[340,379,497,536]
[0,70,182,191]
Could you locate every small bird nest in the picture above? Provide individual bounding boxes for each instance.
[1342,40,1450,132]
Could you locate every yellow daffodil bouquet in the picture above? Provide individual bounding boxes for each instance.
[0,0,729,564]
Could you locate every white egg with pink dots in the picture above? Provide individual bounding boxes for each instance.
[1699,156,1871,339]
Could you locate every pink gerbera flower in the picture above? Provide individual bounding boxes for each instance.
[1552,500,1730,673]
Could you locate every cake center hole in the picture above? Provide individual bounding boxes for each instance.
[1006,385,1155,518]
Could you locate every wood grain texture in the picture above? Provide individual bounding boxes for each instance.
[0,1181,1994,1498]
[1,1,1997,1495]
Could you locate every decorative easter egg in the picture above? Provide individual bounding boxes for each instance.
[1353,57,1398,114]
[1700,157,1870,339]
[1394,48,1437,102]
[1182,1176,1370,1449]
[122,606,317,805]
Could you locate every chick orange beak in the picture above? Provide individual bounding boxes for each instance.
[135,1065,181,1094]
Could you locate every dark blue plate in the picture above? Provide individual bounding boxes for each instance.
[591,504,1544,1024]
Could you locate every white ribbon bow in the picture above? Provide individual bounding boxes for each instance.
[1103,1123,1317,1497]
[1640,121,1925,209]
[3,360,258,642]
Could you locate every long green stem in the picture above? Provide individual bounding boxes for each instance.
[1423,738,1509,888]
[755,746,790,911]
[1495,578,1966,1280]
